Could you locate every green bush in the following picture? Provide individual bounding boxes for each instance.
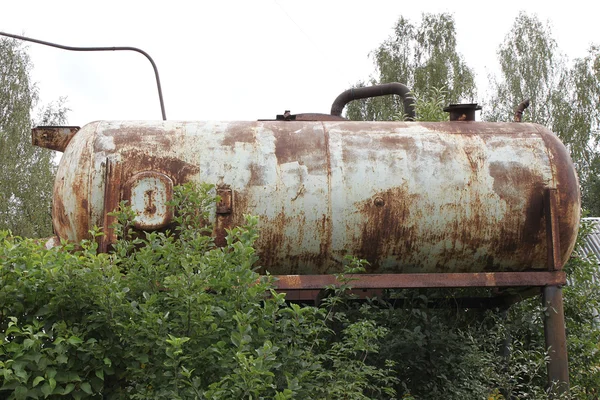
[0,183,397,399]
[2,182,599,399]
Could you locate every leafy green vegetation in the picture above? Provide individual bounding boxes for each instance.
[0,38,69,237]
[1,183,599,399]
[0,183,398,399]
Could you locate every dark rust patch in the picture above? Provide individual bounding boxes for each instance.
[116,150,199,187]
[52,178,69,238]
[355,186,418,272]
[254,210,288,273]
[253,209,333,276]
[108,125,177,148]
[32,126,80,152]
[221,122,256,147]
[248,163,267,186]
[379,134,417,149]
[272,123,327,174]
[100,159,122,252]
[488,161,545,264]
[214,189,251,248]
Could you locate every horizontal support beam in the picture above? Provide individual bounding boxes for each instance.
[273,271,566,290]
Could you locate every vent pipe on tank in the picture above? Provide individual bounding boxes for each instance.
[443,103,482,121]
[514,99,530,122]
[330,83,416,121]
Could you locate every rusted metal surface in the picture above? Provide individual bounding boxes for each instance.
[536,125,581,265]
[273,271,567,289]
[543,285,569,393]
[514,99,530,122]
[52,122,98,243]
[269,113,347,122]
[330,83,415,120]
[99,159,121,253]
[216,188,233,214]
[443,103,482,121]
[52,120,580,275]
[32,126,80,152]
[545,188,562,270]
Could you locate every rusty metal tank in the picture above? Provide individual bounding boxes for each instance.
[48,110,580,275]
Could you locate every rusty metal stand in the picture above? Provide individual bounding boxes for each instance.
[543,285,569,393]
[542,188,569,394]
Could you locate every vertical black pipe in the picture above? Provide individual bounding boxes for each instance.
[542,285,569,394]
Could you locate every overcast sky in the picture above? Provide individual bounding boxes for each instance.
[2,0,599,126]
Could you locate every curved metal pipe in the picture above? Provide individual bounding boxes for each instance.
[0,31,167,121]
[514,99,530,122]
[330,82,415,121]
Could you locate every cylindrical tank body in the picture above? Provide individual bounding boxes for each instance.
[53,120,580,274]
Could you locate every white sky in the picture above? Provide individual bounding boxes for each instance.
[2,0,599,126]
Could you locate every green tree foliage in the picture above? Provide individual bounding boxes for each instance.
[485,12,566,125]
[346,13,476,121]
[0,38,68,238]
[393,86,449,122]
[560,47,600,215]
[485,13,600,214]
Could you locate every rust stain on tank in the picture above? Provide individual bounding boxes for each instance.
[536,127,581,265]
[379,135,417,149]
[214,189,251,248]
[108,126,177,149]
[255,210,289,273]
[221,122,256,147]
[272,123,327,174]
[248,163,267,186]
[321,123,333,261]
[488,161,545,263]
[355,186,418,272]
[52,181,69,236]
[117,150,199,185]
[254,208,333,275]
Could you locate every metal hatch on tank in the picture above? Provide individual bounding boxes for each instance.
[36,83,580,278]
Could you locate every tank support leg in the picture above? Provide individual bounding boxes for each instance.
[542,285,569,394]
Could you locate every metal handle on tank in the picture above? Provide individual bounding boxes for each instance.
[330,82,416,121]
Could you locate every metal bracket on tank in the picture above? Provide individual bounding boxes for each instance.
[544,188,562,271]
[214,187,234,247]
[31,126,80,152]
[216,188,233,214]
[99,159,122,253]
